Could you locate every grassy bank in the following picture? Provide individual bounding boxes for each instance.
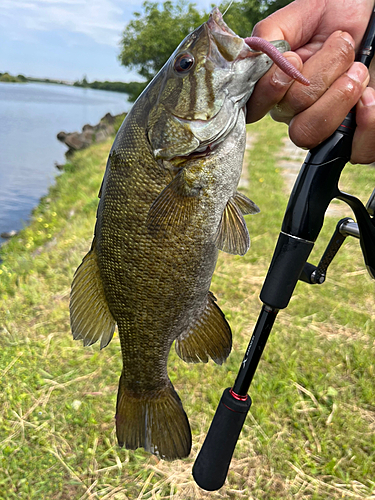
[0,116,374,499]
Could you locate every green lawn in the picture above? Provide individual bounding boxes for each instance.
[0,116,374,499]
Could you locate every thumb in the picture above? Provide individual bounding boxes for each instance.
[252,0,326,49]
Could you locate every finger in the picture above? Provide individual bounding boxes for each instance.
[270,31,356,124]
[288,62,370,150]
[252,0,374,53]
[369,56,375,87]
[246,52,303,124]
[252,0,327,49]
[351,86,375,164]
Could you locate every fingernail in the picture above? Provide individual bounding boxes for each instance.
[346,62,368,84]
[272,56,300,85]
[340,31,355,49]
[360,87,375,107]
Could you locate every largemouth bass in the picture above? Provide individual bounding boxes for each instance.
[70,8,293,460]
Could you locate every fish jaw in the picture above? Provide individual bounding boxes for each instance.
[147,8,288,163]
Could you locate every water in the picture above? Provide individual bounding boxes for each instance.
[0,82,132,245]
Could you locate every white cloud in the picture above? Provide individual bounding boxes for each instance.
[1,0,214,47]
[0,0,145,46]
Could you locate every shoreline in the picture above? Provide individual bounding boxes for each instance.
[56,112,125,157]
[0,112,125,246]
[0,73,146,98]
[0,134,114,270]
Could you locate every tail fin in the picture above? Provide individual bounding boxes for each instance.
[116,373,191,460]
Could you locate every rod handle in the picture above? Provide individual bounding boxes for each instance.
[192,388,251,491]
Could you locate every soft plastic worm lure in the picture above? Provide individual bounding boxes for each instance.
[244,36,310,85]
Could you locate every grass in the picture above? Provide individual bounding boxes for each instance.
[0,115,374,499]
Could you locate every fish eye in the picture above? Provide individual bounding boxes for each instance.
[173,53,195,74]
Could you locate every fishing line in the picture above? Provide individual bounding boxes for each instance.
[222,0,235,17]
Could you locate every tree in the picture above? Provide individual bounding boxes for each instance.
[82,75,89,87]
[118,0,206,82]
[264,0,294,16]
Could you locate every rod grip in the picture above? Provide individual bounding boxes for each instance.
[192,388,251,491]
[260,232,314,309]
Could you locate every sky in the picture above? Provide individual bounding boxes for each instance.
[1,0,214,83]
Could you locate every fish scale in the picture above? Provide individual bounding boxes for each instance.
[70,7,304,459]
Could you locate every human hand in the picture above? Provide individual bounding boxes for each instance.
[246,0,375,164]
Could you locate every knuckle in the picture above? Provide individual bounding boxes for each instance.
[337,38,355,61]
[270,103,293,124]
[252,19,268,37]
[289,118,321,150]
[252,20,262,34]
[338,77,363,101]
[286,83,328,115]
[328,31,355,63]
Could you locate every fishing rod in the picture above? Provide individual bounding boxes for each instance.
[193,7,375,491]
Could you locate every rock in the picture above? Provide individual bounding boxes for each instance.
[57,131,67,141]
[94,130,107,143]
[82,124,95,132]
[63,131,92,151]
[57,112,124,155]
[1,230,18,239]
[102,112,115,124]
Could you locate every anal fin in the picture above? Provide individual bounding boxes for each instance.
[70,241,116,349]
[175,291,232,365]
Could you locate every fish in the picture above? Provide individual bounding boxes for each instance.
[70,8,301,460]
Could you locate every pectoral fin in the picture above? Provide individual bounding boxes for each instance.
[147,172,199,233]
[214,193,258,256]
[233,191,260,215]
[70,240,116,349]
[175,292,231,365]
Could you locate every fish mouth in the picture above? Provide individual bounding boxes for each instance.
[207,7,290,64]
[207,7,237,37]
[207,7,252,62]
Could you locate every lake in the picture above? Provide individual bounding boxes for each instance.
[0,82,132,245]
